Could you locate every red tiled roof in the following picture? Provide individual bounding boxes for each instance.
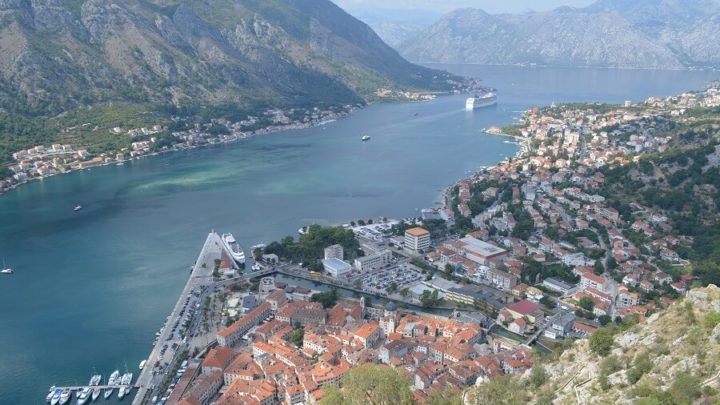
[507,300,539,315]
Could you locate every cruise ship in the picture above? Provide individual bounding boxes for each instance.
[222,233,246,265]
[465,92,497,110]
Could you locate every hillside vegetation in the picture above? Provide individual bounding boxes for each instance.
[465,285,720,405]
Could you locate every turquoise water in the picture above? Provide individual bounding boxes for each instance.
[0,65,716,404]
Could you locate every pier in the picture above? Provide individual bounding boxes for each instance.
[48,384,137,391]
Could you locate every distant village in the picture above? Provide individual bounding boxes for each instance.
[0,105,352,194]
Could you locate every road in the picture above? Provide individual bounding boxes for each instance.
[132,232,221,405]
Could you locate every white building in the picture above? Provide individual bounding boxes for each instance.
[404,227,430,253]
[322,258,352,278]
[354,249,392,272]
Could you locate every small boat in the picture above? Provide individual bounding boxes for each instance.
[58,389,71,405]
[46,386,56,403]
[361,135,371,142]
[139,360,146,370]
[104,370,119,399]
[50,388,62,405]
[1,258,13,274]
[73,205,82,212]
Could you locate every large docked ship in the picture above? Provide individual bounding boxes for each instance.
[465,92,497,110]
[222,233,246,265]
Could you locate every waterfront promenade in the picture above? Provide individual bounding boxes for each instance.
[132,232,221,405]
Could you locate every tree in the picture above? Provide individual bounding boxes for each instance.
[578,297,595,312]
[598,315,612,326]
[253,247,263,261]
[472,375,528,405]
[539,296,556,309]
[528,365,547,388]
[290,324,304,348]
[420,289,440,307]
[445,263,455,277]
[589,327,615,356]
[310,290,340,309]
[319,364,414,405]
[399,288,409,298]
[386,282,398,294]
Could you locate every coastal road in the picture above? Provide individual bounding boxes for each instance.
[132,232,221,405]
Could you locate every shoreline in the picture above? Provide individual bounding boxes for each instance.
[0,107,357,197]
[0,89,467,198]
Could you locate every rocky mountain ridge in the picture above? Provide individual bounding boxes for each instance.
[0,0,456,116]
[399,0,720,70]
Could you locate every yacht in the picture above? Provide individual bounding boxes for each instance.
[138,360,147,370]
[50,388,62,405]
[90,374,102,402]
[250,243,266,251]
[58,389,71,405]
[104,370,119,399]
[46,386,56,403]
[118,372,133,399]
[465,92,497,110]
[361,135,371,142]
[73,205,83,212]
[221,233,245,265]
[76,387,91,405]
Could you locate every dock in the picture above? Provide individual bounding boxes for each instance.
[48,384,137,391]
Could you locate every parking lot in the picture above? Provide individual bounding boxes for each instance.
[352,263,424,295]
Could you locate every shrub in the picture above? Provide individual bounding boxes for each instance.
[703,312,720,329]
[589,328,615,356]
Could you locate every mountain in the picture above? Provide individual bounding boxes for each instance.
[399,0,720,70]
[341,8,441,48]
[0,0,457,117]
[466,285,720,404]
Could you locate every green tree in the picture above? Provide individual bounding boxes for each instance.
[528,365,547,388]
[589,327,615,357]
[425,387,462,405]
[310,290,340,309]
[290,324,304,348]
[253,247,263,261]
[578,297,595,312]
[471,375,528,405]
[319,364,414,405]
[399,288,409,298]
[597,315,612,326]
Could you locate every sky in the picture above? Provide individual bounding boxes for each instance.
[333,0,596,14]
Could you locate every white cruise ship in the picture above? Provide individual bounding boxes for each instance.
[465,92,497,110]
[222,233,246,265]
